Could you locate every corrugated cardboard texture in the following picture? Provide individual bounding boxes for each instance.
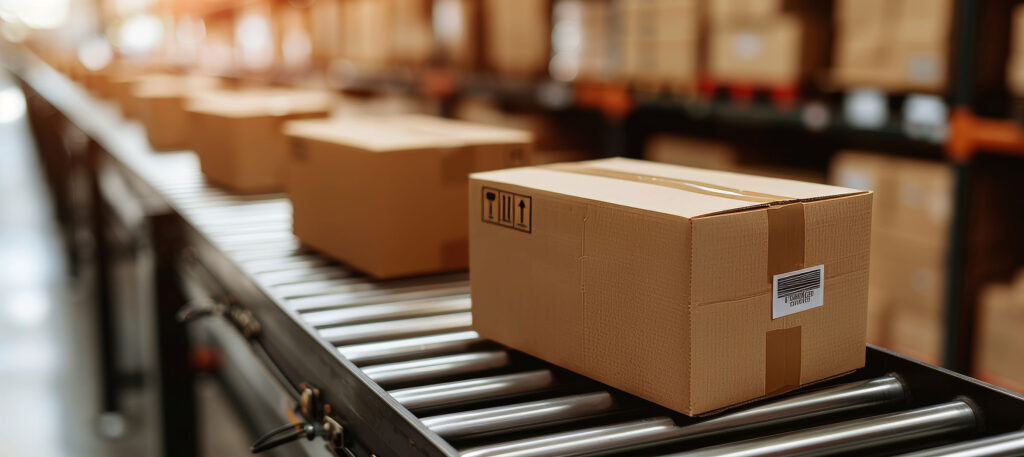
[471,158,871,415]
[286,115,531,279]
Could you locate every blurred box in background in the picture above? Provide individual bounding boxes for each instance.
[285,115,532,279]
[707,0,827,87]
[483,0,551,76]
[134,75,223,151]
[620,0,701,93]
[831,151,952,360]
[832,0,952,93]
[975,273,1024,392]
[187,88,334,193]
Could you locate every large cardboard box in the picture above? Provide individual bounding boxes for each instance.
[285,115,532,279]
[872,229,946,314]
[975,281,1024,391]
[886,303,942,365]
[483,0,550,76]
[470,158,872,415]
[187,89,334,192]
[831,0,951,93]
[134,75,222,151]
[708,15,806,86]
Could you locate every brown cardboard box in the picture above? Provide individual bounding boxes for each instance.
[872,229,947,314]
[341,0,393,68]
[708,15,805,85]
[975,282,1024,390]
[831,0,951,93]
[887,157,953,244]
[483,0,550,76]
[886,304,942,365]
[134,75,222,151]
[434,0,479,69]
[285,115,532,279]
[621,0,700,91]
[187,89,334,192]
[707,0,785,22]
[830,151,892,227]
[470,158,872,415]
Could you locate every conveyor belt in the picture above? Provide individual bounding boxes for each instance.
[9,48,1024,457]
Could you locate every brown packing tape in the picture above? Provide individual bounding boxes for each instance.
[767,203,806,281]
[765,326,802,395]
[543,163,793,204]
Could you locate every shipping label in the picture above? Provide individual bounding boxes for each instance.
[772,264,824,319]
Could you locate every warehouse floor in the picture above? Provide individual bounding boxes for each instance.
[0,72,250,457]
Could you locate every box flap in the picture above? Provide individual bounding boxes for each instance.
[471,158,865,218]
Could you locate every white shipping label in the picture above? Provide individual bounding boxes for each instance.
[772,265,825,319]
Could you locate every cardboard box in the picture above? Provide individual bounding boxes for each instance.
[872,229,947,314]
[887,157,953,243]
[886,303,942,365]
[134,75,222,151]
[708,15,805,85]
[470,158,872,415]
[831,0,951,93]
[285,115,532,279]
[483,0,550,76]
[975,282,1024,390]
[187,88,334,192]
[707,0,785,22]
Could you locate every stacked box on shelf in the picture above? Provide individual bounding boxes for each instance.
[390,0,435,66]
[830,151,952,363]
[975,273,1024,393]
[706,0,828,89]
[550,0,614,82]
[483,0,551,76]
[832,0,952,93]
[308,0,345,63]
[340,0,393,69]
[620,0,701,92]
[1007,5,1024,96]
[433,0,480,69]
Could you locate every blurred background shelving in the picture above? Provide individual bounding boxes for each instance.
[5,0,1024,389]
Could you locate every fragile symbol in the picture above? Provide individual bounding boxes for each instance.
[482,187,531,233]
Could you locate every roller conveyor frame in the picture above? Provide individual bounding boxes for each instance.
[8,47,1024,457]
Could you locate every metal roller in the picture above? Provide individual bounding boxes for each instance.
[221,240,301,254]
[363,350,510,387]
[280,274,468,301]
[460,418,679,457]
[241,256,331,274]
[665,400,977,457]
[227,248,309,262]
[457,375,906,457]
[895,430,1024,457]
[318,312,472,346]
[338,330,484,366]
[301,296,471,328]
[202,222,293,236]
[423,392,616,439]
[256,267,353,286]
[390,369,556,410]
[287,283,470,312]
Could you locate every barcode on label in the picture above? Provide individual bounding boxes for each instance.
[772,265,825,319]
[776,269,822,298]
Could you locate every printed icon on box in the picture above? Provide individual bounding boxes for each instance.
[482,187,531,233]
